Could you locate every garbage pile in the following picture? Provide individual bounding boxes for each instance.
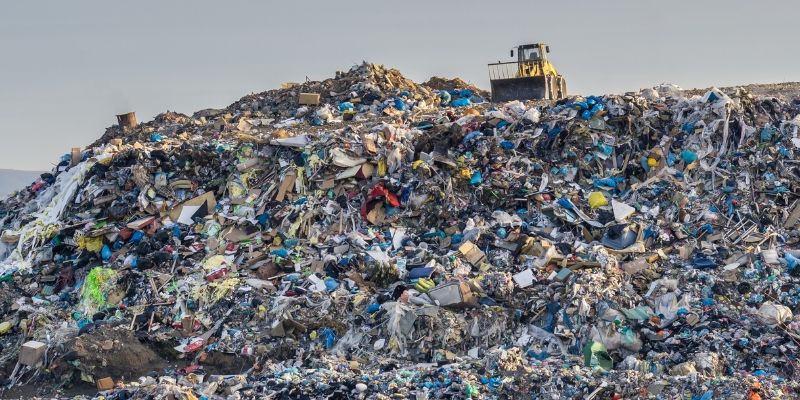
[1,63,800,399]
[423,76,489,99]
[227,62,450,126]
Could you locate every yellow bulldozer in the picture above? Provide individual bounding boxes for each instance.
[488,42,567,102]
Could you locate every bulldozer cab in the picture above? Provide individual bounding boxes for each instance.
[489,42,567,102]
[514,44,546,62]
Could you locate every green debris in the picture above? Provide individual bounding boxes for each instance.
[583,341,613,371]
[81,267,116,313]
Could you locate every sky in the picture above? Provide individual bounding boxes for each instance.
[0,0,798,171]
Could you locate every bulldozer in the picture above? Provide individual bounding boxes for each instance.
[488,42,567,102]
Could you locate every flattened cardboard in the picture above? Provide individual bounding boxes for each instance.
[96,377,114,391]
[275,171,297,202]
[168,192,217,223]
[127,216,157,230]
[513,269,534,288]
[458,241,486,266]
[298,93,320,105]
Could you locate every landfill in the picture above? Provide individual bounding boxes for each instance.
[1,62,800,399]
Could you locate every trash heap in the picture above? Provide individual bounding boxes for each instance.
[1,63,800,399]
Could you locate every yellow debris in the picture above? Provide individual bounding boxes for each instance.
[588,191,609,209]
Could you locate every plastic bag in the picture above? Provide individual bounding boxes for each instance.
[450,98,471,107]
[757,302,793,327]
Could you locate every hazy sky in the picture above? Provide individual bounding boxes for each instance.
[1,0,798,171]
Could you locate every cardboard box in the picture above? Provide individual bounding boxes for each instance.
[96,377,114,391]
[116,112,137,129]
[298,93,320,105]
[19,341,46,366]
[457,241,486,266]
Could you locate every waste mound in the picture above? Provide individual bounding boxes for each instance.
[231,62,440,120]
[1,63,800,399]
[423,76,488,98]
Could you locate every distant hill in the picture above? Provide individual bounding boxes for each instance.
[0,169,43,197]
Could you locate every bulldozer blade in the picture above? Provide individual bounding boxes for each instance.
[490,76,567,102]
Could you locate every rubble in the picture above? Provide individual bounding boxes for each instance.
[1,62,800,399]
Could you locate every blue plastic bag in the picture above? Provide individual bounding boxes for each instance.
[319,327,336,349]
[130,230,144,243]
[338,102,354,112]
[681,150,698,164]
[324,277,339,292]
[101,244,112,261]
[462,131,482,143]
[500,140,515,150]
[786,253,799,270]
[450,98,471,107]
[270,248,289,258]
[469,171,482,185]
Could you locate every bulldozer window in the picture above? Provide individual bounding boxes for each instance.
[522,48,541,61]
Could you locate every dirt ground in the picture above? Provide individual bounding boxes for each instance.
[0,381,97,399]
[63,325,167,381]
[0,323,257,399]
